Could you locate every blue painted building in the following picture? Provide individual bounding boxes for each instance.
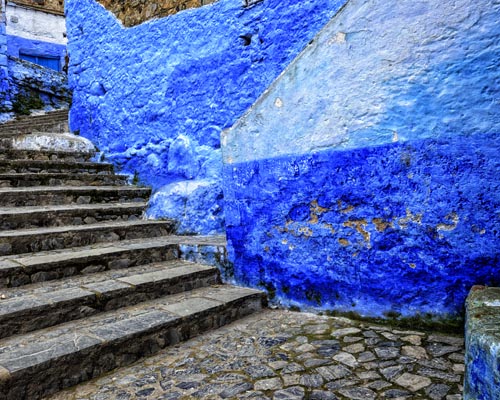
[0,0,69,119]
[4,1,67,72]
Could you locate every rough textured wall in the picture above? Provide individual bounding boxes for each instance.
[222,0,500,323]
[10,0,64,15]
[65,0,347,234]
[464,286,500,399]
[97,0,217,27]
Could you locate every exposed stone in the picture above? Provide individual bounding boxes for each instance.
[299,374,323,388]
[316,364,352,381]
[337,387,376,400]
[425,383,450,400]
[273,386,305,399]
[394,372,432,392]
[331,327,362,337]
[401,345,428,360]
[254,378,282,391]
[332,351,358,368]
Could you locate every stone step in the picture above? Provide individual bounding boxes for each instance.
[0,186,151,206]
[0,122,69,136]
[0,235,226,288]
[0,173,128,187]
[0,202,148,230]
[0,160,113,174]
[0,110,68,125]
[0,150,93,162]
[0,220,176,256]
[0,260,220,338]
[0,284,265,400]
[0,113,69,128]
[0,111,69,135]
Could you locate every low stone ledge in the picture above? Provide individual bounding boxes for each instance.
[464,285,500,399]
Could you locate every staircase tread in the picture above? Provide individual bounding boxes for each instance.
[0,160,111,167]
[0,149,92,155]
[0,235,226,268]
[0,185,149,193]
[0,173,127,178]
[0,219,174,238]
[0,202,148,215]
[0,285,262,372]
[0,260,217,314]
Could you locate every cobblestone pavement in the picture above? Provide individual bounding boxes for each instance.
[47,309,464,400]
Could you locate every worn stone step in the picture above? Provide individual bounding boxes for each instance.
[0,116,68,128]
[0,111,69,135]
[0,160,113,174]
[0,220,176,256]
[0,186,151,206]
[0,235,226,288]
[0,260,220,338]
[0,110,67,125]
[0,173,128,187]
[0,132,96,154]
[0,150,93,162]
[0,284,265,400]
[0,202,148,230]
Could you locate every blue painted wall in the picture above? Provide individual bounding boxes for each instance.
[65,0,347,234]
[222,0,500,322]
[6,35,65,71]
[0,8,11,115]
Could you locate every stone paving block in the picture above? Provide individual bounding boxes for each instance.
[395,372,432,392]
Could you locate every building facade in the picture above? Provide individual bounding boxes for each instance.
[4,0,66,72]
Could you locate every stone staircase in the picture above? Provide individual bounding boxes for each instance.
[0,112,266,400]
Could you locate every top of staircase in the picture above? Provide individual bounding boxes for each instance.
[0,110,70,135]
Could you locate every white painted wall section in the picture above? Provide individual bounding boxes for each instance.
[5,3,66,44]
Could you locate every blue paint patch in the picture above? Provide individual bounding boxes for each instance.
[65,0,347,233]
[223,134,500,320]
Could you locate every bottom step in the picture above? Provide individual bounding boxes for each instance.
[0,285,265,400]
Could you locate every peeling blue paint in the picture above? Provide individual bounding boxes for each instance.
[65,0,347,234]
[224,134,500,319]
[222,0,500,320]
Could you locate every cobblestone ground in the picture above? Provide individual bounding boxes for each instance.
[47,309,464,400]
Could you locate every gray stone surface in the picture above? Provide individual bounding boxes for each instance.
[47,310,464,400]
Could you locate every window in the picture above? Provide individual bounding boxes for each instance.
[19,53,61,72]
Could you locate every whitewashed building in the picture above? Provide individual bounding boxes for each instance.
[2,0,66,71]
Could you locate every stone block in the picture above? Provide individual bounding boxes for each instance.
[464,286,500,399]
